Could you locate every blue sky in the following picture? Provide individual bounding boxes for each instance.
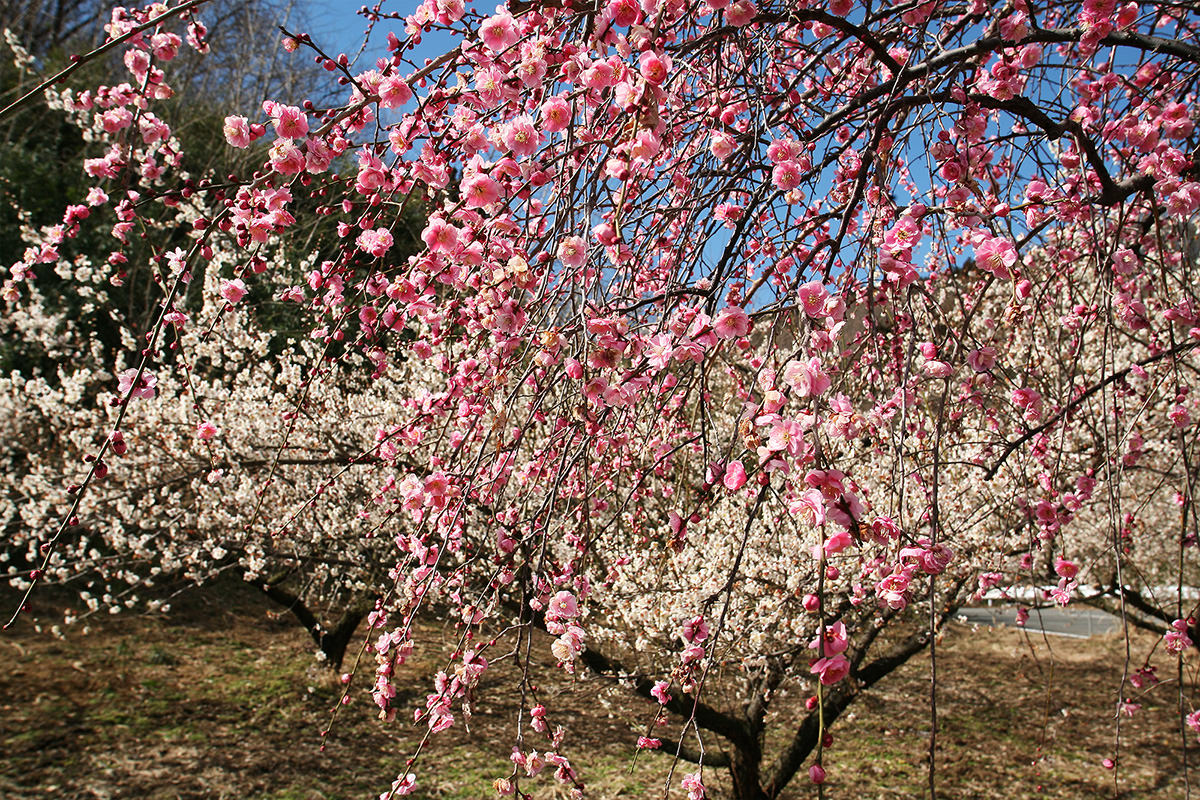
[302,1,458,69]
[303,1,379,56]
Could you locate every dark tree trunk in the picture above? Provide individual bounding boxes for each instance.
[319,606,369,670]
[729,744,769,800]
[570,595,961,800]
[253,580,370,670]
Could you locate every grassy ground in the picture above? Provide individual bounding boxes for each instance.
[0,584,1195,799]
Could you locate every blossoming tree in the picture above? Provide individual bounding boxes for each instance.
[0,0,419,668]
[3,0,1200,797]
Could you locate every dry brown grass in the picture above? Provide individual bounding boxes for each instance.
[0,584,1195,799]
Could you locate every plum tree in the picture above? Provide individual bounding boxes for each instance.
[3,0,1200,798]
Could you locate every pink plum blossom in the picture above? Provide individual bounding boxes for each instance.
[117,369,157,400]
[975,235,1018,280]
[1165,619,1194,654]
[356,227,394,258]
[540,96,572,133]
[557,235,587,268]
[723,460,748,491]
[1054,557,1079,579]
[712,306,750,339]
[548,590,579,619]
[461,173,501,208]
[811,654,851,685]
[501,115,541,158]
[378,76,414,109]
[709,131,735,160]
[479,13,518,52]
[638,51,671,85]
[223,115,251,147]
[269,104,309,139]
[219,278,247,304]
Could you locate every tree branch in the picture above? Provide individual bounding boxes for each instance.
[985,339,1200,480]
[577,644,754,750]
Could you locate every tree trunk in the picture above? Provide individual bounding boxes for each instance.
[729,745,769,800]
[253,579,369,670]
[319,606,369,670]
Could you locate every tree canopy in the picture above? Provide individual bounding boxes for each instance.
[3,1,1200,798]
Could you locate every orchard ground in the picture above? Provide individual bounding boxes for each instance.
[0,583,1192,800]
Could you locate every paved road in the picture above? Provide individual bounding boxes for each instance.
[955,605,1120,638]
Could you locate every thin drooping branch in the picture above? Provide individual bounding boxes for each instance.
[985,339,1200,480]
[669,741,733,768]
[764,585,968,797]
